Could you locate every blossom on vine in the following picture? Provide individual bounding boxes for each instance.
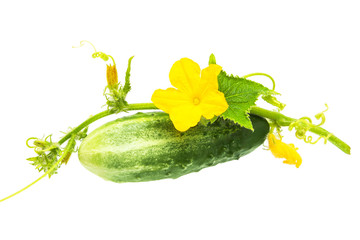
[151,58,228,131]
[268,133,302,168]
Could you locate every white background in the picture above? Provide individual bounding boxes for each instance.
[0,1,359,239]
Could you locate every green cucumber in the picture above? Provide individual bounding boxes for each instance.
[78,111,269,183]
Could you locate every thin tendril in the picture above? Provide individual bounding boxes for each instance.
[299,117,312,124]
[242,72,276,91]
[92,52,109,61]
[73,40,115,64]
[108,55,116,65]
[288,104,333,144]
[315,104,328,126]
[72,40,97,52]
[26,137,38,148]
[44,134,52,142]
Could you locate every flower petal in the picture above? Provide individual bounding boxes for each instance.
[200,64,222,90]
[151,88,191,113]
[169,58,201,93]
[268,133,302,168]
[199,89,228,119]
[169,104,202,132]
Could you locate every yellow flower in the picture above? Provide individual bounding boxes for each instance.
[268,133,302,168]
[106,64,118,88]
[151,58,228,132]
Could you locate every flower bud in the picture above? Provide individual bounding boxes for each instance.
[106,64,118,87]
[208,53,216,65]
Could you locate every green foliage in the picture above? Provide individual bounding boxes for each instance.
[218,71,275,130]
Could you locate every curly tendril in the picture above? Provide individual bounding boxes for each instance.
[26,137,38,148]
[288,104,333,144]
[242,72,276,91]
[73,40,115,65]
[242,72,286,110]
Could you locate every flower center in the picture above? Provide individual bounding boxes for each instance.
[193,97,200,105]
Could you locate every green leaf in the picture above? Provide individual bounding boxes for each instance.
[218,70,274,130]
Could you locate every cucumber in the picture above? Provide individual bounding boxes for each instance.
[78,111,269,183]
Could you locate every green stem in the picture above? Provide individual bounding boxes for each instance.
[126,103,158,111]
[59,103,158,145]
[0,135,77,202]
[308,127,350,155]
[249,107,296,126]
[59,110,113,145]
[250,106,351,154]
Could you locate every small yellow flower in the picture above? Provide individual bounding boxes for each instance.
[151,58,228,131]
[106,64,118,88]
[268,133,302,168]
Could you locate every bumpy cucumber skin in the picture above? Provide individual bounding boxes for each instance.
[78,112,269,183]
